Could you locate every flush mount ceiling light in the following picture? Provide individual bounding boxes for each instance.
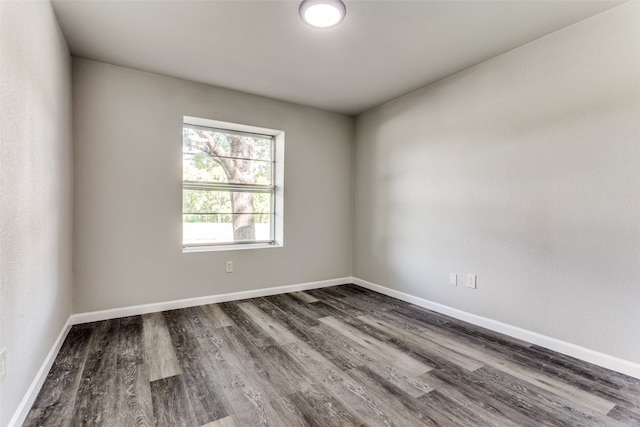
[299,0,347,28]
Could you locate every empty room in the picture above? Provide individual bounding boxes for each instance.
[1,0,639,425]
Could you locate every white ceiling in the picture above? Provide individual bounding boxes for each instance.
[51,0,624,115]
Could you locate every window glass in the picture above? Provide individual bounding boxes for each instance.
[182,123,276,248]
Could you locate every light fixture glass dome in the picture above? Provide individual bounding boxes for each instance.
[299,0,346,28]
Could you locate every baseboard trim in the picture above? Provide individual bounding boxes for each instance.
[8,317,74,427]
[352,277,640,380]
[70,277,351,325]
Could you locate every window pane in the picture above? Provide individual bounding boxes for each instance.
[183,190,273,244]
[183,189,232,215]
[183,153,228,183]
[183,190,271,215]
[183,153,272,185]
[183,127,272,162]
[183,214,273,244]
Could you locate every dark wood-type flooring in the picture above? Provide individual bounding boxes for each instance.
[24,284,640,426]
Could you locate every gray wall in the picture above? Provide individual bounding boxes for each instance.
[72,59,354,313]
[353,2,640,363]
[0,2,73,425]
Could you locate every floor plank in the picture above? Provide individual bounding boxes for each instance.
[356,314,485,372]
[290,291,319,304]
[142,312,181,382]
[215,325,307,426]
[201,415,241,427]
[23,325,93,426]
[318,316,433,377]
[150,375,198,426]
[70,319,121,425]
[200,303,234,329]
[238,301,299,344]
[190,307,295,426]
[115,315,154,426]
[282,340,410,426]
[163,308,228,425]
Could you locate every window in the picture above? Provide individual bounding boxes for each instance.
[182,117,283,251]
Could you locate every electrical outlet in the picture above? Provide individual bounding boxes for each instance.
[225,261,233,273]
[467,274,477,289]
[0,348,6,381]
[449,273,457,286]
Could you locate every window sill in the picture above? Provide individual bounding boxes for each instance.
[182,242,281,253]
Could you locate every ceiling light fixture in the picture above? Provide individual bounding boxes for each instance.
[299,0,346,29]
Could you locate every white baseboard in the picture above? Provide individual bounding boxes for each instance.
[70,277,351,325]
[352,277,640,380]
[8,317,73,427]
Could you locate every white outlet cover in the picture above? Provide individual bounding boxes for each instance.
[449,273,457,286]
[467,274,477,289]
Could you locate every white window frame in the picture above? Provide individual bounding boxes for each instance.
[182,116,284,253]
